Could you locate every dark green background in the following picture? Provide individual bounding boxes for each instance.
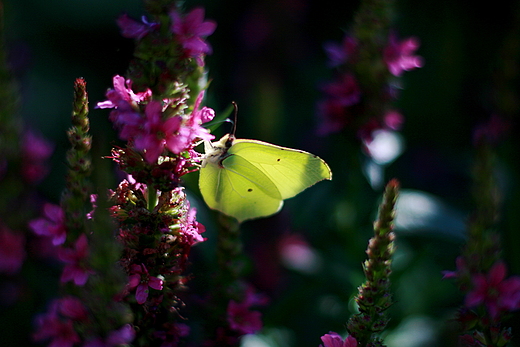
[2,0,520,346]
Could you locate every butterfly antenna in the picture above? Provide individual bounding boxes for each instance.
[231,101,238,136]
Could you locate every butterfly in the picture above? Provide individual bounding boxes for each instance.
[199,133,332,223]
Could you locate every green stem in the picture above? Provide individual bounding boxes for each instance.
[147,187,157,212]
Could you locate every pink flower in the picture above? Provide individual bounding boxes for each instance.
[59,234,95,286]
[29,203,67,245]
[179,204,206,246]
[117,14,159,40]
[33,301,81,347]
[58,296,89,321]
[323,35,358,67]
[133,100,183,163]
[97,75,151,110]
[170,7,216,65]
[320,332,357,347]
[0,224,25,274]
[22,130,54,183]
[465,261,520,319]
[82,324,135,347]
[383,34,423,77]
[128,264,163,304]
[227,286,268,335]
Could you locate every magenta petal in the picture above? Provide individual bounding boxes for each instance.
[135,284,149,304]
[148,276,163,291]
[489,261,507,285]
[128,274,141,289]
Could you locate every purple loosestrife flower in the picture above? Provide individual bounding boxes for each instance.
[227,286,268,335]
[0,223,25,274]
[324,36,358,67]
[29,203,67,246]
[383,34,423,77]
[128,263,164,304]
[320,332,358,347]
[59,234,95,286]
[170,7,217,66]
[117,14,159,40]
[21,130,54,183]
[33,300,81,347]
[83,324,136,347]
[465,261,520,319]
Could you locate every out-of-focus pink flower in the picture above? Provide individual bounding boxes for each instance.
[320,332,358,347]
[170,7,216,65]
[323,35,358,67]
[117,14,159,40]
[29,203,67,246]
[22,130,54,183]
[33,301,81,347]
[128,263,163,304]
[383,34,423,77]
[317,73,361,135]
[0,224,25,274]
[59,234,95,286]
[58,296,89,321]
[465,261,520,319]
[227,286,268,335]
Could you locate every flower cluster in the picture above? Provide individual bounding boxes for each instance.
[317,32,422,141]
[320,332,358,347]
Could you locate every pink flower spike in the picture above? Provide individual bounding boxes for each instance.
[29,203,67,246]
[59,234,95,286]
[320,332,357,347]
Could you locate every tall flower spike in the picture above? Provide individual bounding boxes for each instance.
[347,179,398,346]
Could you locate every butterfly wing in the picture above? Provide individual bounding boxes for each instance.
[199,153,283,223]
[229,139,332,200]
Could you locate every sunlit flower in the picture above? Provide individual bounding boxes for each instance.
[320,332,358,347]
[465,261,520,319]
[128,263,163,304]
[29,203,67,246]
[0,224,25,274]
[383,34,423,77]
[59,234,95,286]
[170,7,216,65]
[133,100,183,163]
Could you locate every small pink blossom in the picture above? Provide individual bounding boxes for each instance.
[59,234,95,286]
[227,286,268,335]
[57,296,89,321]
[383,34,423,77]
[22,130,54,183]
[97,75,151,110]
[170,7,216,65]
[128,263,163,304]
[320,332,357,347]
[33,301,81,347]
[117,14,159,40]
[0,224,25,274]
[323,35,358,67]
[29,203,67,246]
[179,203,206,246]
[465,261,520,319]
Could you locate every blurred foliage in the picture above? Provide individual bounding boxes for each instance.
[2,0,520,346]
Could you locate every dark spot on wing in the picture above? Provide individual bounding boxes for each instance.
[247,188,253,192]
[276,158,281,162]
